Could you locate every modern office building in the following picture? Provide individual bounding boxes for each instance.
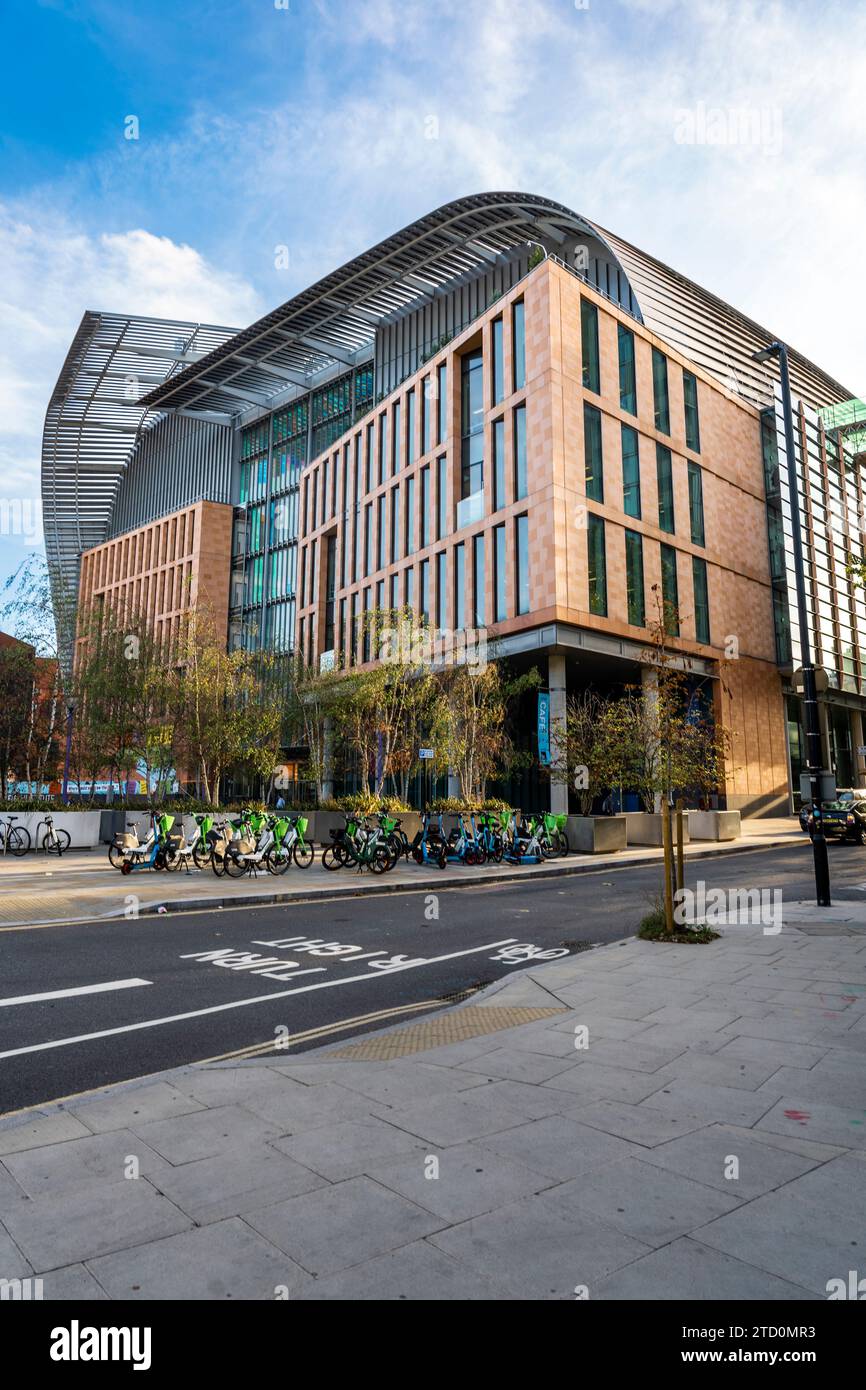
[42,193,864,813]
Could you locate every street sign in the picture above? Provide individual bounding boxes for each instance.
[418,748,434,759]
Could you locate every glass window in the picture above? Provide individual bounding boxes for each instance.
[437,362,447,445]
[621,425,641,519]
[493,418,506,510]
[512,299,526,392]
[625,529,645,626]
[421,466,431,548]
[405,565,415,612]
[405,475,415,555]
[656,444,675,533]
[618,323,636,414]
[390,572,399,611]
[391,484,400,563]
[688,461,705,545]
[513,404,527,501]
[515,514,530,615]
[454,542,465,629]
[660,544,679,634]
[494,523,507,621]
[378,413,387,483]
[652,348,670,434]
[363,503,372,576]
[392,399,401,473]
[437,550,447,627]
[422,379,431,455]
[683,370,701,453]
[473,533,485,627]
[693,555,710,642]
[437,455,448,540]
[420,559,430,622]
[378,494,386,570]
[581,298,600,393]
[461,349,484,498]
[407,389,416,464]
[587,513,607,616]
[492,317,504,405]
[365,422,374,493]
[584,403,603,503]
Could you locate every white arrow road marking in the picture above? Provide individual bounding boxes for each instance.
[0,979,151,1008]
[0,939,519,1060]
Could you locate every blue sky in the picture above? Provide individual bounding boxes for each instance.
[2,0,864,595]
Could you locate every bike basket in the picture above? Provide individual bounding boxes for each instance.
[237,837,255,855]
[555,813,568,831]
[543,813,557,831]
[158,814,175,836]
[296,816,308,838]
[499,812,511,830]
[121,832,139,849]
[200,815,214,836]
[380,815,396,833]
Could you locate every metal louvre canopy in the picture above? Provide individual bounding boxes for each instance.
[42,310,238,628]
[141,193,630,419]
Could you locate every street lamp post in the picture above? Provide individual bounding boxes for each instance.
[61,700,76,806]
[753,341,831,906]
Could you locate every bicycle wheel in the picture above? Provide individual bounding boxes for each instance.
[266,846,291,875]
[224,852,249,878]
[192,842,211,870]
[369,844,392,874]
[8,825,30,856]
[55,829,71,854]
[108,844,125,869]
[474,844,488,866]
[321,844,343,871]
[556,830,570,857]
[293,840,315,868]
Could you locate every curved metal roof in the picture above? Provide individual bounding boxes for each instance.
[142,191,853,419]
[41,310,238,641]
[142,193,635,418]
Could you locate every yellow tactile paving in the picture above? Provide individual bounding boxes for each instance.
[328,1004,566,1060]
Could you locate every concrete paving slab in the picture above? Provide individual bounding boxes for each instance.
[40,1263,110,1300]
[2,1129,171,1199]
[293,1239,517,1300]
[755,1096,866,1149]
[150,1146,326,1223]
[3,1178,191,1270]
[131,1105,283,1165]
[593,1237,818,1301]
[382,1088,530,1146]
[368,1139,549,1222]
[69,1081,206,1135]
[636,1122,820,1197]
[571,1099,707,1147]
[0,1111,92,1156]
[272,1116,427,1182]
[479,1114,644,1182]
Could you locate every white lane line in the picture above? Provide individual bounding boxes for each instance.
[0,939,519,1060]
[0,979,151,1008]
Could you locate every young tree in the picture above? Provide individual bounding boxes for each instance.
[433,657,539,803]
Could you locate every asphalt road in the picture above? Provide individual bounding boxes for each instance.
[3,840,865,1115]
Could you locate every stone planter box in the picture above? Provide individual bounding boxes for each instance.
[14,811,103,850]
[566,814,627,854]
[624,811,690,847]
[688,810,741,841]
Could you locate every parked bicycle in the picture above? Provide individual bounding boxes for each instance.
[0,814,30,856]
[37,812,71,856]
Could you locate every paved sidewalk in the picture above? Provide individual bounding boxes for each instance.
[0,817,803,927]
[2,902,865,1300]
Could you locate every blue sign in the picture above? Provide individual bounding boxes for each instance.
[538,691,551,766]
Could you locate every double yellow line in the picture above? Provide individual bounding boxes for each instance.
[194,996,446,1065]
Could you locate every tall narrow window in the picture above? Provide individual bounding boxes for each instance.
[587,513,607,616]
[365,423,374,492]
[437,550,447,627]
[422,379,431,455]
[515,513,530,616]
[581,298,600,393]
[363,503,372,577]
[421,466,431,548]
[656,444,675,533]
[405,565,415,612]
[437,362,447,445]
[683,370,701,453]
[493,418,506,511]
[688,461,705,545]
[693,555,710,642]
[391,484,400,563]
[652,348,670,434]
[660,544,679,634]
[473,533,485,627]
[420,559,430,623]
[513,404,527,501]
[625,529,645,626]
[584,403,603,503]
[378,412,387,483]
[512,299,525,392]
[405,475,415,555]
[461,349,484,500]
[406,389,416,464]
[392,399,401,473]
[618,323,637,414]
[621,425,641,519]
[454,542,465,629]
[492,317,504,405]
[437,455,448,540]
[389,572,398,611]
[378,494,386,570]
[494,523,507,621]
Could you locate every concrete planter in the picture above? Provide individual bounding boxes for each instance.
[688,810,741,842]
[566,814,627,854]
[624,811,690,847]
[15,811,103,850]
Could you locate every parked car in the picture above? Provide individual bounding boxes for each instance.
[799,787,866,833]
[806,798,866,845]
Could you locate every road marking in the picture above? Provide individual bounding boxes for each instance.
[0,939,519,1060]
[0,979,151,1008]
[196,997,447,1064]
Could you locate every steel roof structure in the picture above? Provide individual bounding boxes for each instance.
[41,310,238,625]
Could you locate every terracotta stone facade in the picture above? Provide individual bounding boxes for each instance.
[296,257,790,815]
[76,499,233,661]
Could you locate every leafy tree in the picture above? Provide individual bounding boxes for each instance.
[432,656,539,802]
